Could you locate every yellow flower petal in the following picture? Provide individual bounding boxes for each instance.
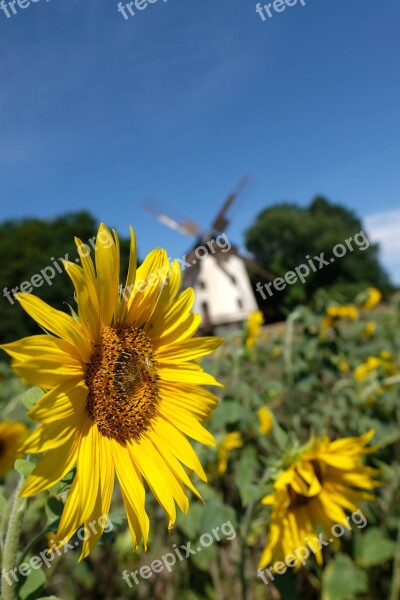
[63,261,101,341]
[29,381,88,423]
[21,436,79,497]
[16,294,90,361]
[156,337,223,362]
[112,440,149,547]
[95,224,120,326]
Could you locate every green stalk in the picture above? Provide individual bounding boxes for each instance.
[284,309,300,388]
[239,502,254,600]
[390,522,400,600]
[1,474,27,600]
[390,411,400,600]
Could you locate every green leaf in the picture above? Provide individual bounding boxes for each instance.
[271,419,288,449]
[272,569,299,600]
[354,527,395,567]
[23,387,45,410]
[45,497,64,529]
[322,554,368,600]
[176,502,205,540]
[177,498,237,545]
[191,543,217,571]
[199,500,237,535]
[17,567,46,600]
[49,468,75,501]
[211,400,246,428]
[235,446,264,505]
[14,459,35,479]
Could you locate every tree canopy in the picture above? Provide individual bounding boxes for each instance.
[245,196,392,317]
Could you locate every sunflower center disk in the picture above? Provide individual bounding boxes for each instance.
[85,325,159,444]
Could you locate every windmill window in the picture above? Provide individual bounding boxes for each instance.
[202,301,210,324]
[199,280,206,290]
[229,274,237,285]
[237,298,243,309]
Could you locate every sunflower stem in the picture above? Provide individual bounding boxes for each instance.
[390,493,400,600]
[239,501,254,600]
[1,474,27,600]
[283,309,299,388]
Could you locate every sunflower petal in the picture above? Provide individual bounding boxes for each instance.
[29,380,87,423]
[63,261,101,340]
[126,249,169,328]
[95,224,120,326]
[156,337,223,362]
[20,435,79,497]
[22,408,86,453]
[16,294,90,361]
[158,367,223,387]
[112,440,149,548]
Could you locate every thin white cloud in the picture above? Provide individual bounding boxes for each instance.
[365,209,400,285]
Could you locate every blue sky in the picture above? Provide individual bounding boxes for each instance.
[0,0,399,282]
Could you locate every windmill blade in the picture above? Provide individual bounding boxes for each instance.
[142,203,200,237]
[211,175,250,233]
[239,253,276,282]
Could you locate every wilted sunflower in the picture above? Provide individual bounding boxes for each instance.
[259,430,379,570]
[0,421,28,478]
[1,224,223,559]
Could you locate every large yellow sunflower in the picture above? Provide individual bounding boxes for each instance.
[259,430,380,570]
[0,421,28,478]
[1,224,223,559]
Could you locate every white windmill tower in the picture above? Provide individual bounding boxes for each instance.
[143,177,275,335]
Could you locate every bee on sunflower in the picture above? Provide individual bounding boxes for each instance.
[1,224,223,559]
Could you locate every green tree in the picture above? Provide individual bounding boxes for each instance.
[245,196,392,317]
[0,212,131,344]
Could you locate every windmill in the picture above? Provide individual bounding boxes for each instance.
[142,177,275,335]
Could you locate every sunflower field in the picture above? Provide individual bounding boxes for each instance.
[0,226,400,600]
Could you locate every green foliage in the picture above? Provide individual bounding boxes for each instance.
[23,387,45,410]
[245,197,393,317]
[354,527,395,568]
[321,554,368,600]
[1,291,399,600]
[14,459,35,479]
[17,567,46,600]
